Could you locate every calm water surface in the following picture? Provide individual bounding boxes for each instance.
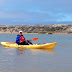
[0,34,72,72]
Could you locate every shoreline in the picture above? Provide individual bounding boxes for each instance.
[0,32,72,35]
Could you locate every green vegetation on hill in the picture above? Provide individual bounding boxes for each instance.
[0,24,72,34]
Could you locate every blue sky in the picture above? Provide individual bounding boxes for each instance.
[0,0,72,25]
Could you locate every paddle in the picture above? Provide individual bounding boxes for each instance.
[6,37,38,44]
[32,37,38,41]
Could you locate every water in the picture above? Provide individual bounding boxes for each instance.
[0,34,72,72]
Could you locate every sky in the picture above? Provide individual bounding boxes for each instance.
[0,0,72,25]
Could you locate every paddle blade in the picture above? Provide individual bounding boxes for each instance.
[32,38,38,41]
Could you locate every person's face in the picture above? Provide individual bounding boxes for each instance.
[19,32,22,35]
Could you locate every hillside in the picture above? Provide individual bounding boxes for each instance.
[0,24,72,34]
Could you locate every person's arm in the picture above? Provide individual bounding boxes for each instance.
[16,36,20,44]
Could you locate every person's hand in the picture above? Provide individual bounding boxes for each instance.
[20,41,22,43]
[27,40,31,42]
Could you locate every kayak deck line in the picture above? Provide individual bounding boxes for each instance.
[1,42,57,49]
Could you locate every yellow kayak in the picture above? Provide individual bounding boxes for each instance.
[1,42,57,49]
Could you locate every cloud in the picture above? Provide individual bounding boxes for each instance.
[0,11,29,19]
[0,0,72,25]
[57,14,72,22]
[27,0,72,14]
[0,0,6,7]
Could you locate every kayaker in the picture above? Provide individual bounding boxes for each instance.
[16,31,32,45]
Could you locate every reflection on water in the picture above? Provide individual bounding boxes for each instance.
[17,48,55,55]
[30,48,55,55]
[2,46,55,55]
[17,48,26,55]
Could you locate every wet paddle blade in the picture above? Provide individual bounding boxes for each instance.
[32,38,38,41]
